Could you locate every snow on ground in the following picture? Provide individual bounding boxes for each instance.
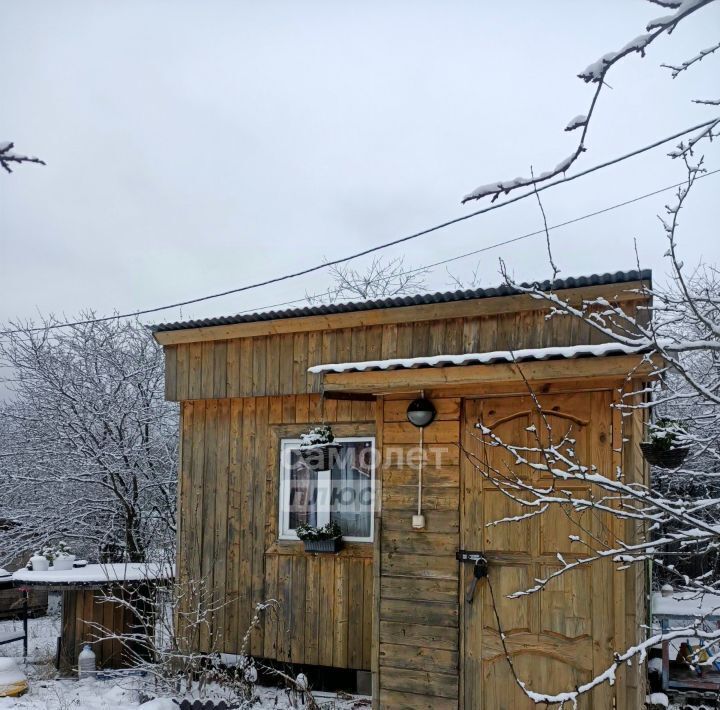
[1,680,367,709]
[0,611,60,663]
[1,613,367,709]
[0,678,138,709]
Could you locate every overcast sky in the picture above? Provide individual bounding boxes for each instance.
[2,1,719,330]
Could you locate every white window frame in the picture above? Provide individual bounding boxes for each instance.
[279,436,375,543]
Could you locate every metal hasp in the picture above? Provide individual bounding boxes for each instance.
[457,550,488,604]
[456,550,487,564]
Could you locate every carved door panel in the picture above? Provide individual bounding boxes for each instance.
[461,392,616,710]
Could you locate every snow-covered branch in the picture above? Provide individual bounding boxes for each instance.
[0,141,45,174]
[462,0,718,204]
[466,161,720,704]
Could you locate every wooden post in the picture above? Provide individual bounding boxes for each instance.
[661,618,670,691]
[22,590,28,660]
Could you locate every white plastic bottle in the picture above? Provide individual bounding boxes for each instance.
[78,644,96,679]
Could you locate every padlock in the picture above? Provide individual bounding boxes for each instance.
[465,557,488,604]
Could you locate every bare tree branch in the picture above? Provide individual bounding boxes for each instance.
[446,262,482,290]
[662,40,720,77]
[531,165,560,279]
[308,255,429,304]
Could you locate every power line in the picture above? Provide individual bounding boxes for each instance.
[1,117,717,337]
[218,168,720,316]
[395,168,720,278]
[55,166,692,324]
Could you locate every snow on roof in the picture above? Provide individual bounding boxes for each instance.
[308,341,652,375]
[652,591,720,619]
[12,563,173,587]
[0,569,10,579]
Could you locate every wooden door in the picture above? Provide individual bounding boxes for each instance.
[461,391,616,709]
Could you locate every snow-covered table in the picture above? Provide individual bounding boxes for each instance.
[11,563,174,674]
[652,591,720,694]
[12,562,173,589]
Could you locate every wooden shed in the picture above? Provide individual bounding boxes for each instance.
[12,563,172,674]
[153,270,652,709]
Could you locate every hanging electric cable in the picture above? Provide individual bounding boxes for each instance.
[1,118,716,338]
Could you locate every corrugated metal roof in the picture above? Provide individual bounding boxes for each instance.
[150,269,651,333]
[308,342,652,375]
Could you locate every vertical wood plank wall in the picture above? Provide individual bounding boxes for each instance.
[163,305,645,403]
[173,309,597,670]
[178,394,375,669]
[60,587,144,673]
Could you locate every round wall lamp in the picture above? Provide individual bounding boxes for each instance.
[406,398,436,428]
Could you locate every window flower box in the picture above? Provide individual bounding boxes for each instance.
[302,537,343,553]
[296,521,344,553]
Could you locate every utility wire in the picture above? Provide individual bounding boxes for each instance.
[212,168,720,317]
[1,117,717,337]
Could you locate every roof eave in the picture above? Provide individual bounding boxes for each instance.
[153,276,651,346]
[317,353,660,395]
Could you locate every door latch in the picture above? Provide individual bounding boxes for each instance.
[457,550,488,604]
[456,549,486,564]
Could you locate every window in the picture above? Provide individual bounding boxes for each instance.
[279,437,375,543]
